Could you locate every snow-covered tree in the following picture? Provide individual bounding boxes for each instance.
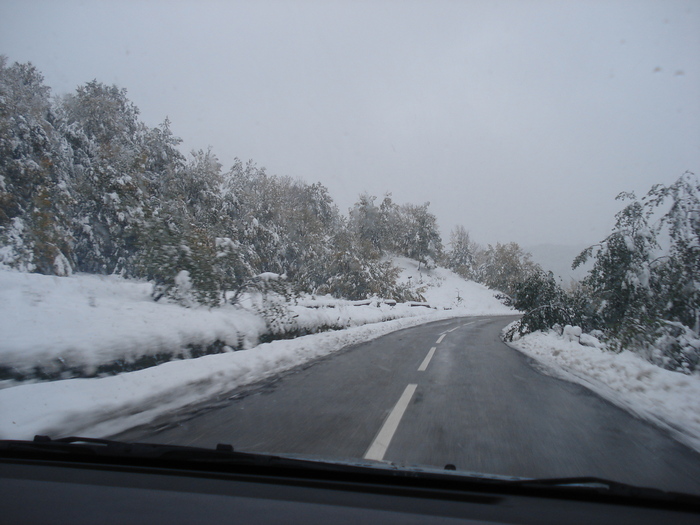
[393,202,443,269]
[349,192,389,258]
[0,57,73,274]
[509,269,572,336]
[140,117,185,199]
[319,226,415,300]
[474,242,538,297]
[445,225,477,278]
[646,172,700,332]
[57,80,149,275]
[574,192,660,347]
[573,173,700,371]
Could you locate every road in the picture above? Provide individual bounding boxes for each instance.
[114,315,700,494]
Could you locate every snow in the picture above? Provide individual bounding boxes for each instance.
[5,258,698,456]
[0,314,466,440]
[0,260,513,379]
[0,269,267,377]
[257,272,282,281]
[506,326,700,453]
[392,256,515,313]
[562,325,582,342]
[0,261,514,439]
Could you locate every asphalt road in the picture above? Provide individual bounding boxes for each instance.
[114,316,700,494]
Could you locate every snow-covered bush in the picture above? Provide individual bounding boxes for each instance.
[507,269,571,338]
[243,273,298,338]
[649,322,700,374]
[505,174,700,373]
[571,173,700,371]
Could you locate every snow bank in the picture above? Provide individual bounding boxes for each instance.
[289,301,420,332]
[0,312,466,440]
[0,262,512,381]
[506,326,700,453]
[0,270,266,378]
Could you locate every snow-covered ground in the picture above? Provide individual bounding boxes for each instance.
[0,270,267,378]
[392,256,514,313]
[506,326,700,453]
[0,261,513,439]
[3,262,698,455]
[0,261,512,380]
[4,261,698,457]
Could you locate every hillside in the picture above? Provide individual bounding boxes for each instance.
[392,256,515,313]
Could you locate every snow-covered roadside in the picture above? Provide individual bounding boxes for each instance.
[505,326,700,453]
[0,261,513,380]
[0,310,470,440]
[0,269,268,379]
[0,260,515,439]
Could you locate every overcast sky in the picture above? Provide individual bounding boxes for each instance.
[1,0,698,247]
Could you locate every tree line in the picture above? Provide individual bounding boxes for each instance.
[4,58,696,372]
[0,58,537,306]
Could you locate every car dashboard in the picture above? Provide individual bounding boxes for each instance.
[1,439,699,524]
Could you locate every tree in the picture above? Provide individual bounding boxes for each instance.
[394,202,443,269]
[57,80,149,275]
[573,192,659,347]
[140,221,221,307]
[645,172,700,332]
[221,160,347,298]
[445,225,478,278]
[0,57,73,274]
[349,192,383,258]
[475,242,538,296]
[509,269,572,337]
[573,173,700,371]
[318,226,419,301]
[140,117,185,198]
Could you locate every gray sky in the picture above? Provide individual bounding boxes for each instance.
[1,0,698,247]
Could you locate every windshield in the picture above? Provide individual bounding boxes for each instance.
[1,0,700,497]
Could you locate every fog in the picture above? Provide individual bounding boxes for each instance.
[1,0,698,247]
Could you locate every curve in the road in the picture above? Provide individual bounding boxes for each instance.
[113,316,700,495]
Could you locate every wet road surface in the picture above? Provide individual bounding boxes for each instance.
[113,316,700,494]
